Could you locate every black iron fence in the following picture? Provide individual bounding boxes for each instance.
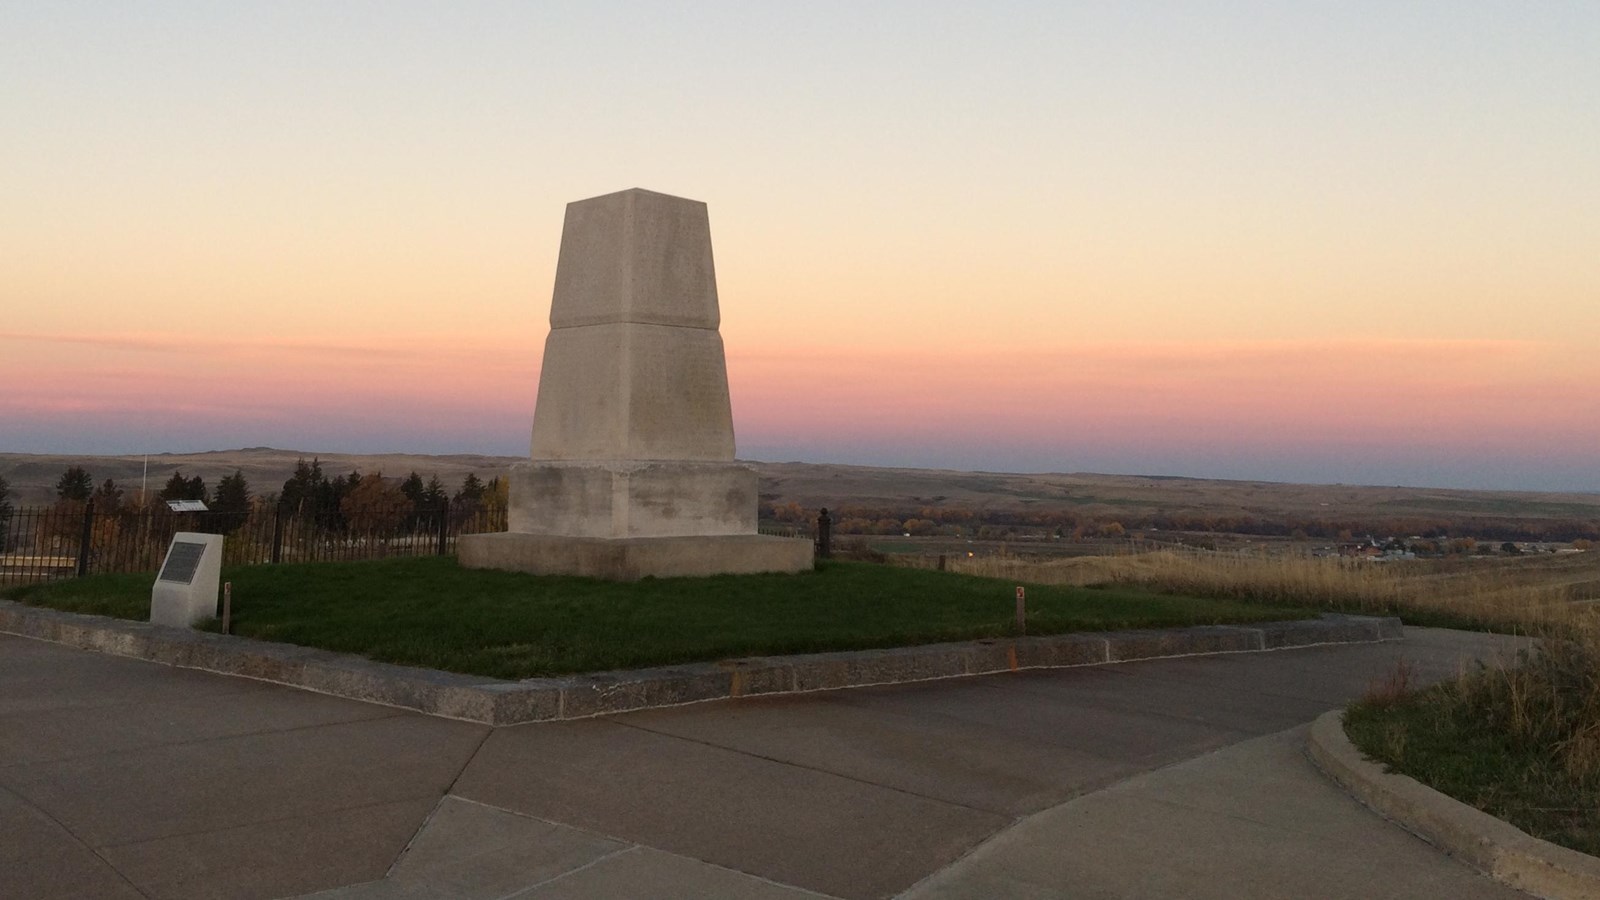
[0,501,507,585]
[758,508,831,558]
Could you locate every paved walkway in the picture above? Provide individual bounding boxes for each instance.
[0,628,1532,899]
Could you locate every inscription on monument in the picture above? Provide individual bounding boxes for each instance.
[158,541,207,585]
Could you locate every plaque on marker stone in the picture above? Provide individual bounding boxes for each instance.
[159,541,207,585]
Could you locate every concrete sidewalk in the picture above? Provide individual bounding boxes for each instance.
[904,726,1523,899]
[1,627,1531,899]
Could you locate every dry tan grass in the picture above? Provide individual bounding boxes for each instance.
[1348,614,1600,853]
[911,545,1600,842]
[895,549,1594,632]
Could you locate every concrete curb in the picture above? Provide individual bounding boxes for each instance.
[0,599,1399,726]
[1308,710,1600,900]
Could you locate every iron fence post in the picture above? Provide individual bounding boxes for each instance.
[75,500,96,577]
[271,502,286,564]
[436,499,450,556]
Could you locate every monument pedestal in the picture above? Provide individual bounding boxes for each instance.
[505,460,758,539]
[458,532,813,581]
[459,187,814,580]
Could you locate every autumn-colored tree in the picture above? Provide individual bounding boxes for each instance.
[485,476,509,509]
[38,497,87,550]
[89,514,123,558]
[340,473,411,534]
[773,501,806,523]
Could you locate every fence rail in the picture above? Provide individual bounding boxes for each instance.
[0,501,507,585]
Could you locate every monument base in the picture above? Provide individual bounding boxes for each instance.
[507,460,757,538]
[457,532,814,581]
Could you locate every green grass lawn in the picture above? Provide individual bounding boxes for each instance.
[3,557,1314,679]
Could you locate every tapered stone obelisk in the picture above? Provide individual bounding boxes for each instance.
[458,188,813,579]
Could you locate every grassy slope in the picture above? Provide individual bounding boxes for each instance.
[2,557,1311,679]
[1346,677,1600,857]
[916,551,1594,635]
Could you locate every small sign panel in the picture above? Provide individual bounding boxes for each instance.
[166,500,208,512]
[158,541,207,585]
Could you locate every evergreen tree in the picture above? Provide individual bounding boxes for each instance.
[400,472,426,508]
[422,475,447,508]
[213,470,252,516]
[455,473,486,504]
[399,471,426,527]
[55,466,93,501]
[318,470,359,529]
[280,457,325,513]
[158,470,208,503]
[91,478,124,515]
[158,471,191,502]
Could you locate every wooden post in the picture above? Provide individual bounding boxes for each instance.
[221,582,232,634]
[1015,585,1026,634]
[816,508,832,559]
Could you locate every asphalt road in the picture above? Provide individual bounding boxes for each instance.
[0,627,1531,899]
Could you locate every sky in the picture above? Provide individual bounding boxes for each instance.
[2,1,1597,491]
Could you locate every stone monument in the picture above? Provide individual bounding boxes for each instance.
[458,188,813,579]
[150,531,223,627]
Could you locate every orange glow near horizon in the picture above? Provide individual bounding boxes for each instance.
[3,4,1598,490]
[5,328,1595,489]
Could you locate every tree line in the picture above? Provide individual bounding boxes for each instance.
[30,459,505,534]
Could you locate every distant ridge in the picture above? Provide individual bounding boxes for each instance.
[3,450,1596,535]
